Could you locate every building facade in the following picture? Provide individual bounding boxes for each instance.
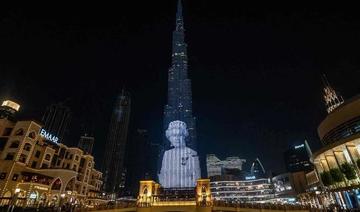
[284,141,313,173]
[0,115,104,208]
[102,90,131,195]
[210,179,274,203]
[206,154,246,178]
[311,94,360,209]
[159,1,200,188]
[41,102,71,143]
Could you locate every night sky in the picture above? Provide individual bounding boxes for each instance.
[1,2,360,174]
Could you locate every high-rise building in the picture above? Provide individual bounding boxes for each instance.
[102,90,131,195]
[41,102,71,143]
[163,0,197,150]
[158,0,200,188]
[284,141,313,173]
[78,134,94,155]
[125,129,153,196]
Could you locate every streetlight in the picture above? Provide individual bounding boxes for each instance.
[7,188,20,212]
[57,194,66,212]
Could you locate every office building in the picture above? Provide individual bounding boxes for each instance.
[41,102,71,143]
[78,134,94,155]
[102,90,131,195]
[284,141,313,173]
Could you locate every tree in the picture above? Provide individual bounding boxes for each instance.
[320,171,334,186]
[330,168,344,183]
[340,162,357,180]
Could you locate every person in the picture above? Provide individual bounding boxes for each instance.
[159,120,200,188]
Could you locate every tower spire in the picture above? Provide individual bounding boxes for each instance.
[176,0,184,31]
[322,74,344,113]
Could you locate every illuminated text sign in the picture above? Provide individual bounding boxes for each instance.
[40,129,59,144]
[245,176,256,180]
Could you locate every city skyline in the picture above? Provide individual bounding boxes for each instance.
[1,2,360,174]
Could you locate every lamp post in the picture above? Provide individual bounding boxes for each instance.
[57,193,65,212]
[7,188,20,212]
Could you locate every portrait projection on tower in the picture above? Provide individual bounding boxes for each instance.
[159,121,201,188]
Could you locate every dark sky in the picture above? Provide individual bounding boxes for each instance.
[1,2,360,174]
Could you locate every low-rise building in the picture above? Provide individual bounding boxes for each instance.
[0,106,105,208]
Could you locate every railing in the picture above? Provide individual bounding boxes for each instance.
[213,201,311,210]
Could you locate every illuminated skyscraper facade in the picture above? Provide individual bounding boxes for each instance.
[163,0,197,150]
[159,1,200,188]
[102,90,131,195]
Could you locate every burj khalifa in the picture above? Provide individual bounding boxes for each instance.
[159,0,200,188]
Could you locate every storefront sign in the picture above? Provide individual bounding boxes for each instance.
[34,185,49,191]
[29,192,38,199]
[245,176,256,180]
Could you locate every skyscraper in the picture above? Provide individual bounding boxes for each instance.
[159,0,200,188]
[284,141,313,173]
[163,0,197,150]
[77,134,94,155]
[41,102,71,143]
[102,90,131,195]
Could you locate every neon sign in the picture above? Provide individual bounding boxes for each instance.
[245,176,256,180]
[40,129,59,144]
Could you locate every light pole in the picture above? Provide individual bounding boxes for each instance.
[57,193,65,212]
[7,188,20,212]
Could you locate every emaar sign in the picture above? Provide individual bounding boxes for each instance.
[40,129,59,144]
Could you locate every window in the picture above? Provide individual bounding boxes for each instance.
[31,161,37,168]
[45,154,51,161]
[35,151,41,158]
[75,155,79,161]
[12,174,19,181]
[14,128,24,136]
[5,153,14,160]
[66,164,70,169]
[2,128,13,136]
[73,165,77,171]
[19,154,27,163]
[0,137,7,150]
[69,154,73,160]
[23,143,32,151]
[0,172,6,180]
[28,131,36,139]
[9,141,19,148]
[41,164,48,169]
